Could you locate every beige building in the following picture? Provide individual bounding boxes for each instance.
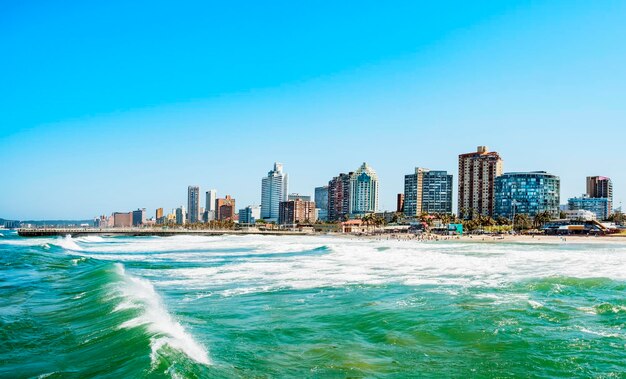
[278,199,316,225]
[458,146,503,219]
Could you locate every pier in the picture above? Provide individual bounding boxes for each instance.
[17,227,312,237]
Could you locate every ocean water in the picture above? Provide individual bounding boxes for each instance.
[1,231,625,378]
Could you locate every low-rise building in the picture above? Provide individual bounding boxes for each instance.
[568,195,611,220]
[563,209,597,221]
[239,205,261,225]
[341,219,369,234]
[113,212,133,228]
[316,208,328,222]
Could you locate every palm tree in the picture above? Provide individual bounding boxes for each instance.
[514,214,531,231]
[533,211,553,229]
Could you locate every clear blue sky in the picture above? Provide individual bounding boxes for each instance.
[1,1,625,219]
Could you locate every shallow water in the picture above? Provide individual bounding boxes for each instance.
[1,231,625,377]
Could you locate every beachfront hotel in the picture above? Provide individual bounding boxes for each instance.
[279,198,316,225]
[403,168,453,217]
[261,162,288,222]
[328,172,352,221]
[567,196,611,220]
[326,163,379,221]
[458,146,503,219]
[494,171,561,219]
[349,163,379,217]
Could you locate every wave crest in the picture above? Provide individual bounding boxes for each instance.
[112,263,211,365]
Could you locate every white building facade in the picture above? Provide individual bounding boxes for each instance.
[261,162,289,222]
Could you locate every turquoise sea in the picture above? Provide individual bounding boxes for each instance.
[1,230,625,378]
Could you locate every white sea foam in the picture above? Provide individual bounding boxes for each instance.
[56,235,83,251]
[148,235,626,296]
[55,234,626,298]
[112,263,211,365]
[578,327,623,339]
[76,235,105,243]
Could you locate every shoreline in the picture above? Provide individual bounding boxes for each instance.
[339,232,626,245]
[12,227,626,245]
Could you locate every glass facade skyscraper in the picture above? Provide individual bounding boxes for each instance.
[494,171,560,219]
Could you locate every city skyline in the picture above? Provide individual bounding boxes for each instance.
[0,151,622,220]
[2,1,626,219]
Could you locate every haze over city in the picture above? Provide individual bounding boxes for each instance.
[2,1,625,219]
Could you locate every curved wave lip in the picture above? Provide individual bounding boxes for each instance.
[54,235,84,251]
[112,263,211,365]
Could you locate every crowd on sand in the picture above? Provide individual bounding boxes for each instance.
[339,232,626,244]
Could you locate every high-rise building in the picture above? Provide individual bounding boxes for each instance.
[458,146,503,218]
[216,195,236,221]
[279,199,316,225]
[494,171,560,219]
[403,167,426,217]
[175,207,186,225]
[314,186,329,221]
[328,173,352,221]
[156,208,163,220]
[261,162,288,222]
[396,194,404,213]
[422,171,453,214]
[187,186,200,223]
[205,190,217,212]
[586,176,613,216]
[404,168,453,217]
[239,205,261,225]
[568,196,611,220]
[349,162,379,217]
[132,208,146,226]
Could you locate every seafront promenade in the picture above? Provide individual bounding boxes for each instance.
[17,227,312,237]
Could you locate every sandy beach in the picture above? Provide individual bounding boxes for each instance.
[341,232,626,244]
